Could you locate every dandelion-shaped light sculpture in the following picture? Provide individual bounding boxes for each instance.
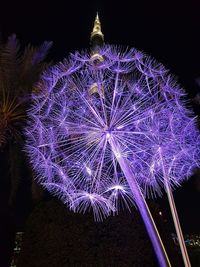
[25,15,200,267]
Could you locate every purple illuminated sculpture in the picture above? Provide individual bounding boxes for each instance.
[25,44,199,266]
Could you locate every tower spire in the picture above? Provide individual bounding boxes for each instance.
[89,13,104,95]
[90,12,104,41]
[90,12,104,54]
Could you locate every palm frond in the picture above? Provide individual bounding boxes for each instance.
[0,34,21,95]
[0,34,52,147]
[31,41,53,65]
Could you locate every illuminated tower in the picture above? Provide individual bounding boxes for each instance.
[89,13,104,95]
[90,13,104,54]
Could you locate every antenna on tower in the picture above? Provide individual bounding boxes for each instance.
[89,13,104,95]
[90,12,104,63]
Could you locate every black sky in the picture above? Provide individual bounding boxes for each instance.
[0,0,200,232]
[1,1,200,89]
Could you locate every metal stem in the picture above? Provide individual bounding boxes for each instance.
[110,138,171,267]
[159,150,191,267]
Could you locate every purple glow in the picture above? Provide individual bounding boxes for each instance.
[25,45,199,216]
[25,45,200,266]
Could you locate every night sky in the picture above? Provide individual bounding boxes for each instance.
[1,0,200,237]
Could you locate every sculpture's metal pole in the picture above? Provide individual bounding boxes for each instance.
[109,137,171,267]
[159,150,191,267]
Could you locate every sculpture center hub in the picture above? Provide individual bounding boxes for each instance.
[102,127,113,139]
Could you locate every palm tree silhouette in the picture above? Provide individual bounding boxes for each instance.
[0,34,52,207]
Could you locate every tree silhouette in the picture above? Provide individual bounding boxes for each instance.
[0,34,52,207]
[0,34,52,267]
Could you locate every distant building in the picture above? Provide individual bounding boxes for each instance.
[172,233,200,248]
[10,232,24,267]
